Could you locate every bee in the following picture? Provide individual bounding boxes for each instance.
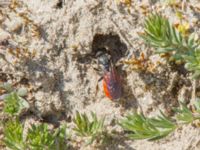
[96,50,122,100]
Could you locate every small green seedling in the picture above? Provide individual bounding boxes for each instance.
[194,100,200,113]
[184,48,200,78]
[3,119,69,150]
[174,101,200,124]
[73,111,105,144]
[26,123,68,150]
[0,83,29,115]
[141,13,200,78]
[141,13,197,62]
[120,111,176,140]
[120,100,200,141]
[3,119,26,150]
[3,92,29,115]
[174,102,194,124]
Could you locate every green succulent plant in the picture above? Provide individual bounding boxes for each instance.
[120,111,176,140]
[3,92,29,116]
[73,111,105,144]
[174,102,194,124]
[174,101,200,124]
[26,123,68,150]
[120,100,200,141]
[3,119,69,150]
[0,83,29,116]
[141,13,200,78]
[194,100,200,113]
[141,13,198,62]
[184,48,200,78]
[3,119,26,150]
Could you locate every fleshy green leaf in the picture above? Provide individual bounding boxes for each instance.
[141,13,200,78]
[3,92,29,115]
[120,112,176,141]
[73,111,105,144]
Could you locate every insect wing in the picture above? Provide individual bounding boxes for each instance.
[103,67,122,100]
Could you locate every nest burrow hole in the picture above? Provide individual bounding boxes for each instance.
[92,33,128,64]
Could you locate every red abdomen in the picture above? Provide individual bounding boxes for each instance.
[102,67,122,100]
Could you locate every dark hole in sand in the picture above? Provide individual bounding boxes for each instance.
[92,33,128,64]
[55,0,63,9]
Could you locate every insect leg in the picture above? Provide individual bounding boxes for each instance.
[95,76,103,97]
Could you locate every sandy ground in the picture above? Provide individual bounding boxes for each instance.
[1,0,200,149]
